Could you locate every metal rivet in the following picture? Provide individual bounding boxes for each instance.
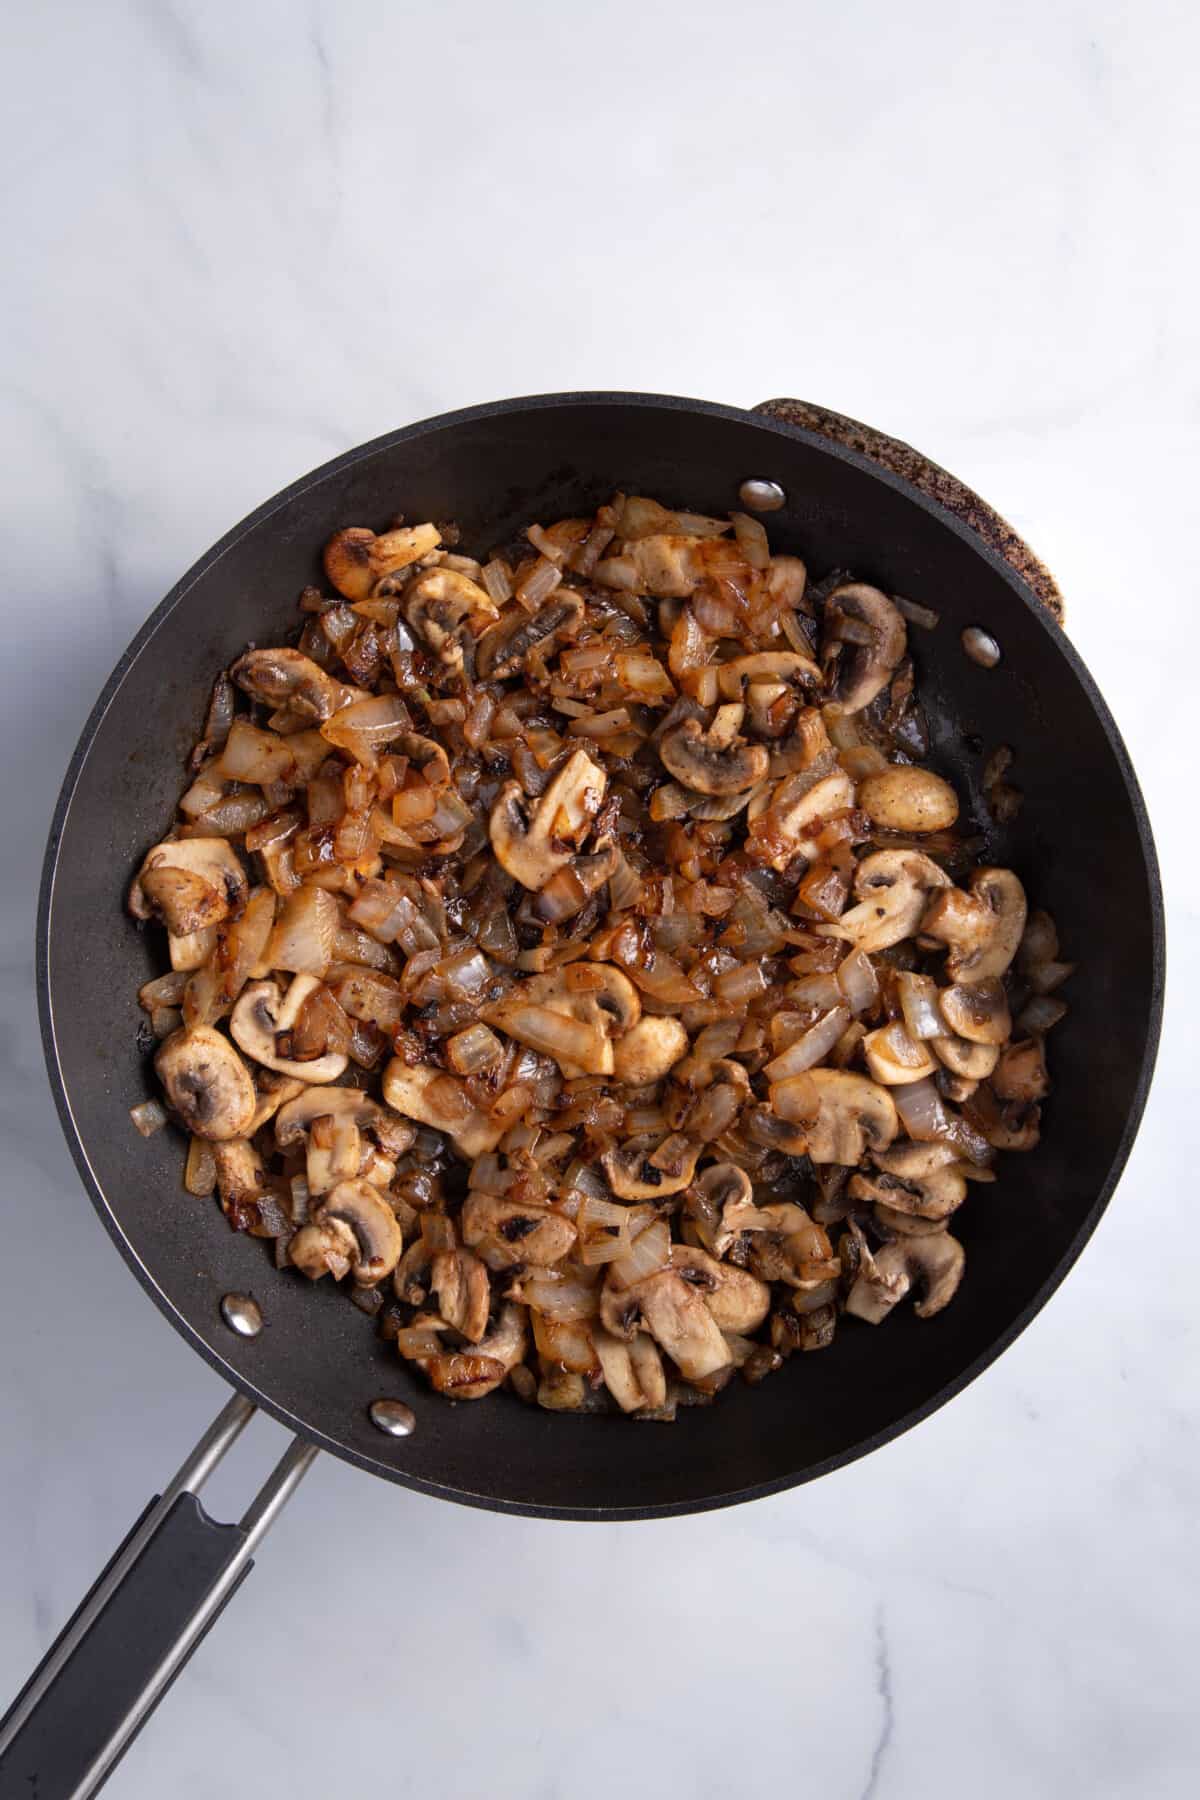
[962,626,1002,668]
[738,478,786,512]
[220,1293,263,1338]
[369,1399,417,1438]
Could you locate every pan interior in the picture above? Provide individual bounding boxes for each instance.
[40,395,1161,1518]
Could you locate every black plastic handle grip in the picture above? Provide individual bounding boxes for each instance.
[0,1493,251,1799]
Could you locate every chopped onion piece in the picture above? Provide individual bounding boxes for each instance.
[836,949,879,1016]
[764,1006,850,1079]
[895,971,943,1038]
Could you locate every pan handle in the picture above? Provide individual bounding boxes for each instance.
[751,395,1066,623]
[0,1393,317,1799]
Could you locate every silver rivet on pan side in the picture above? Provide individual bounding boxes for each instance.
[220,1292,263,1338]
[369,1399,417,1438]
[738,478,786,512]
[962,626,1002,668]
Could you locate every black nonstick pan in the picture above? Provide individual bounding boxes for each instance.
[2,393,1164,1797]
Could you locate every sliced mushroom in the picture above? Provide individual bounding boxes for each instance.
[211,1138,265,1210]
[847,1163,967,1222]
[489,748,607,890]
[669,1246,771,1333]
[476,591,584,678]
[381,1060,504,1158]
[480,995,613,1077]
[931,1035,999,1079]
[274,1086,412,1152]
[768,1068,898,1165]
[461,1191,578,1268]
[319,1178,404,1283]
[857,766,959,833]
[693,1163,761,1257]
[305,1114,363,1197]
[822,583,906,714]
[421,1303,528,1400]
[593,1325,659,1413]
[246,1073,306,1135]
[717,650,820,699]
[289,1214,357,1282]
[602,1135,701,1200]
[155,1026,257,1140]
[820,849,952,955]
[487,962,641,1078]
[230,979,349,1082]
[921,867,1027,982]
[636,1270,732,1380]
[659,711,769,796]
[168,926,218,973]
[938,979,1012,1045]
[130,838,248,936]
[429,1249,491,1342]
[845,1231,965,1322]
[751,769,857,871]
[230,647,352,723]
[323,523,441,600]
[612,1016,689,1085]
[404,567,498,670]
[992,1038,1050,1102]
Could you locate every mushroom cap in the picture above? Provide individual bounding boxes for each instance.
[823,583,906,715]
[602,1136,701,1200]
[230,647,351,722]
[476,591,584,678]
[931,1035,999,1079]
[320,1179,404,1284]
[938,979,1012,1045]
[821,849,952,955]
[488,748,607,891]
[323,523,441,600]
[659,716,769,796]
[768,1068,898,1165]
[155,1026,257,1140]
[857,766,959,834]
[130,838,248,936]
[381,1060,504,1159]
[921,867,1027,982]
[230,980,349,1083]
[611,1015,688,1085]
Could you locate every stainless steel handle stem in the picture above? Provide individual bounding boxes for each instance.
[0,1389,256,1759]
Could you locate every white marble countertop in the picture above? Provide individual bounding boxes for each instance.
[1,2,1194,1794]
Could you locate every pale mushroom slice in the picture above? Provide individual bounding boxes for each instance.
[636,1271,732,1381]
[317,1178,404,1284]
[381,1061,504,1159]
[822,582,906,715]
[602,1134,701,1200]
[847,1159,967,1222]
[768,1068,898,1165]
[845,1231,965,1322]
[659,707,770,796]
[274,1086,415,1157]
[819,849,952,955]
[429,1248,492,1343]
[461,1191,578,1270]
[230,977,349,1083]
[669,1246,771,1334]
[155,1027,258,1140]
[323,522,441,600]
[129,838,248,937]
[921,868,1027,982]
[489,748,607,891]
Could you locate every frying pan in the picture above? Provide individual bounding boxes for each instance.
[1,393,1163,1797]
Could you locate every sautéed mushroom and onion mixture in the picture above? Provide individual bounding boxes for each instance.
[129,495,1072,1419]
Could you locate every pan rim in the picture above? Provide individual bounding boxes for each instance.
[36,390,1166,1520]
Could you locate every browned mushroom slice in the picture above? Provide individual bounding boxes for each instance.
[404,567,498,671]
[381,1061,504,1158]
[230,978,349,1083]
[669,1246,771,1333]
[769,1068,898,1165]
[992,1038,1050,1102]
[659,708,769,796]
[129,838,249,937]
[636,1271,732,1380]
[155,1027,257,1140]
[602,1135,700,1200]
[420,1303,529,1400]
[820,849,951,955]
[748,769,856,871]
[822,583,906,714]
[847,1158,967,1221]
[476,591,585,677]
[231,647,353,723]
[488,748,607,890]
[323,523,441,600]
[461,1191,578,1269]
[319,1179,404,1284]
[921,868,1027,982]
[612,1016,689,1085]
[938,979,1012,1045]
[429,1249,492,1342]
